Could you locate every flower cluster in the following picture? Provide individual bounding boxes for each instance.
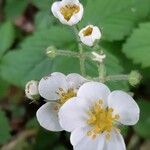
[26,74,139,150]
[25,0,141,150]
[51,0,102,47]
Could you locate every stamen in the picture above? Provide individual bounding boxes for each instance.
[83,27,93,36]
[60,4,80,21]
[57,88,76,106]
[86,100,120,140]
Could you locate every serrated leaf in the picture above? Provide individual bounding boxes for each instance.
[0,109,11,144]
[123,22,150,68]
[134,100,150,138]
[0,26,129,91]
[0,26,78,87]
[80,0,150,41]
[0,21,15,58]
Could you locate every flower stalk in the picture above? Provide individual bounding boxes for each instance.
[73,25,86,76]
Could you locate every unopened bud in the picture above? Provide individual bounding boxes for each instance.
[25,80,40,100]
[128,71,142,86]
[46,46,57,58]
[92,51,106,63]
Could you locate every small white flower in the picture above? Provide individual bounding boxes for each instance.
[51,0,84,26]
[25,80,39,100]
[79,25,102,47]
[36,72,87,131]
[59,82,140,150]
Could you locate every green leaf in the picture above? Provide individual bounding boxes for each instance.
[123,22,150,68]
[0,109,11,144]
[80,0,150,41]
[4,0,28,19]
[53,146,66,150]
[0,78,9,98]
[134,100,150,138]
[0,26,78,87]
[35,11,55,31]
[132,0,150,19]
[0,26,129,91]
[34,129,60,150]
[0,21,15,58]
[32,0,52,10]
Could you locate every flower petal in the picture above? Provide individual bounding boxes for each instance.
[92,26,102,41]
[67,3,84,26]
[51,1,61,18]
[74,132,105,150]
[38,72,68,100]
[103,130,126,150]
[108,91,140,125]
[70,126,90,146]
[77,82,111,107]
[36,102,63,131]
[59,97,88,132]
[66,73,88,89]
[62,0,79,4]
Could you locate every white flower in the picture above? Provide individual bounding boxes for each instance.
[36,72,87,131]
[79,25,102,47]
[59,82,140,150]
[51,0,84,26]
[25,80,39,100]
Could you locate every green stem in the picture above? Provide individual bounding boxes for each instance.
[73,25,86,76]
[106,74,128,81]
[98,62,106,82]
[56,50,80,58]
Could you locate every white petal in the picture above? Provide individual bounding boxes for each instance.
[66,73,88,89]
[67,3,84,26]
[38,72,68,100]
[80,36,94,47]
[104,130,126,150]
[108,91,140,125]
[36,102,63,131]
[54,1,83,26]
[79,25,101,46]
[92,26,102,40]
[59,97,88,132]
[51,1,61,18]
[74,132,105,150]
[77,82,111,107]
[62,0,79,4]
[71,126,90,146]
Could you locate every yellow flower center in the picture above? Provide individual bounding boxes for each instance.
[57,88,76,106]
[83,27,93,36]
[87,100,120,140]
[60,4,80,21]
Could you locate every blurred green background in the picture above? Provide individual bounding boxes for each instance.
[0,0,150,149]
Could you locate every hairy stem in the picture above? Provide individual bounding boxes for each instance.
[106,74,128,81]
[73,25,86,76]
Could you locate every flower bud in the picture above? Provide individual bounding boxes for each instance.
[92,51,106,63]
[128,71,142,86]
[46,46,57,58]
[79,25,102,47]
[25,80,40,100]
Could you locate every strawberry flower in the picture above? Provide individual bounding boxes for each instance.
[51,0,84,26]
[59,82,140,150]
[36,72,87,131]
[79,25,102,47]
